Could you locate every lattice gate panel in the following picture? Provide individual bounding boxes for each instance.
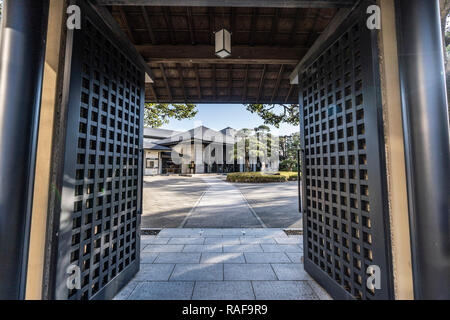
[53,2,143,300]
[299,7,393,300]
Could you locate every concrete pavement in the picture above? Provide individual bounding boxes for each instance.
[182,176,264,228]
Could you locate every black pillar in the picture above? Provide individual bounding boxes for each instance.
[396,0,450,299]
[0,0,49,299]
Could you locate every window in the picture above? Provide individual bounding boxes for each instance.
[146,159,155,169]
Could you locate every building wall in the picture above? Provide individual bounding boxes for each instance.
[144,150,161,175]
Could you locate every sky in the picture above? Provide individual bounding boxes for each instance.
[161,104,299,136]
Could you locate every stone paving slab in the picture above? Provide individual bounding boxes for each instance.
[170,264,223,281]
[286,252,303,263]
[128,282,195,300]
[192,281,255,300]
[244,252,291,263]
[261,244,302,252]
[308,280,333,300]
[143,244,184,252]
[141,236,169,245]
[252,281,317,300]
[133,264,175,281]
[271,264,312,280]
[224,264,277,281]
[239,237,277,244]
[140,252,159,264]
[223,244,263,253]
[168,237,205,245]
[274,237,302,244]
[154,252,201,264]
[114,229,332,300]
[113,281,139,300]
[204,237,240,245]
[200,252,245,264]
[183,244,223,252]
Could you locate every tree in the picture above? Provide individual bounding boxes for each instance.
[232,128,278,172]
[144,103,197,128]
[245,103,299,128]
[279,132,300,172]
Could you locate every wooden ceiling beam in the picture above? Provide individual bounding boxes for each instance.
[242,64,249,102]
[288,8,302,42]
[256,64,267,103]
[194,64,202,100]
[141,6,156,44]
[159,64,173,101]
[285,84,294,103]
[231,8,236,45]
[305,8,321,47]
[138,45,306,65]
[186,7,196,45]
[98,1,357,8]
[148,83,158,102]
[209,7,215,45]
[271,64,284,103]
[162,7,176,45]
[212,64,217,100]
[269,8,279,46]
[228,65,233,101]
[177,64,187,102]
[289,8,351,84]
[249,8,258,46]
[118,7,136,44]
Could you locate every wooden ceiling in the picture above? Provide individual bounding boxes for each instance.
[107,5,340,104]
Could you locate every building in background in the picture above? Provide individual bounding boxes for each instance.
[143,126,279,175]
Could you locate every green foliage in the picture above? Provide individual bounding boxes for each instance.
[278,171,299,181]
[245,104,299,127]
[144,103,197,128]
[231,128,279,172]
[226,171,298,183]
[279,158,298,172]
[279,132,300,172]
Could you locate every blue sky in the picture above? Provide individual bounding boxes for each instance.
[161,104,299,136]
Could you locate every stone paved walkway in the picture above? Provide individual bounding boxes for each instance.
[182,176,264,228]
[114,228,331,300]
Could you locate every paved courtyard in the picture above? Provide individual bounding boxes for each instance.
[233,181,302,228]
[142,175,302,229]
[142,175,208,228]
[114,228,331,300]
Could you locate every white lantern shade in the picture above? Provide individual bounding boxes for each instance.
[215,29,231,58]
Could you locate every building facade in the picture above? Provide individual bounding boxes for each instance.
[143,126,275,175]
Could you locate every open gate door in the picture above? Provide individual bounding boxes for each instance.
[50,1,144,300]
[299,3,394,300]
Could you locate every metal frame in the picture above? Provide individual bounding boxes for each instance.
[49,0,144,300]
[298,1,393,300]
[0,0,50,300]
[395,0,450,300]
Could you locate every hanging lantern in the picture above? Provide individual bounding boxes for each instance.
[215,29,231,58]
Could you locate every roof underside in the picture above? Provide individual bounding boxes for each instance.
[106,4,343,104]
